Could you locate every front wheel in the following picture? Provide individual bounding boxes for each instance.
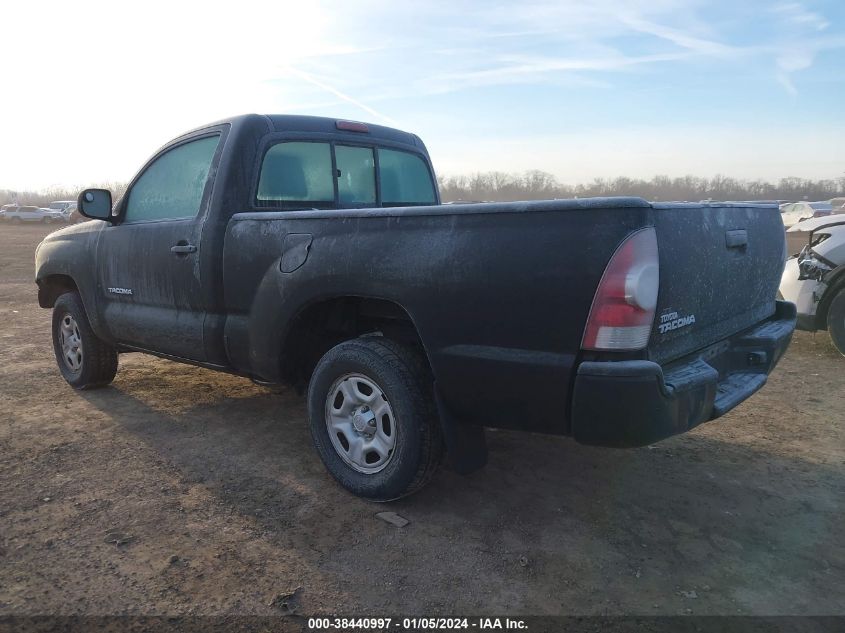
[51,292,118,389]
[307,337,444,501]
[828,288,845,356]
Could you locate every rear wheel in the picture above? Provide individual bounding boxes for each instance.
[307,337,444,501]
[51,292,118,389]
[828,288,845,356]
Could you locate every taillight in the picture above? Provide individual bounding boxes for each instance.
[582,227,659,351]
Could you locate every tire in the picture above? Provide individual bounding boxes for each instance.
[828,288,845,356]
[11,217,21,224]
[51,292,118,389]
[307,337,444,501]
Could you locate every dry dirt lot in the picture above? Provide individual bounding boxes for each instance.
[0,224,843,617]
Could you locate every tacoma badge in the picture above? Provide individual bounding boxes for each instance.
[658,310,695,334]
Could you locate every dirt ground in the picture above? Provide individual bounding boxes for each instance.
[0,224,842,617]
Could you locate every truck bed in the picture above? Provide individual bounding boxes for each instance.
[221,197,786,436]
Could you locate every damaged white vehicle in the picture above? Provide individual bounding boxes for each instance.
[780,216,845,355]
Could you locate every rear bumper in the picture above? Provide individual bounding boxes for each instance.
[570,301,796,447]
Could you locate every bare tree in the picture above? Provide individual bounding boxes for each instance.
[438,172,845,203]
[3,172,844,208]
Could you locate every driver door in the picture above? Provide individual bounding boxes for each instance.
[96,134,221,361]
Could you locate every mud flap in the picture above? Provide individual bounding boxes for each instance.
[434,387,487,474]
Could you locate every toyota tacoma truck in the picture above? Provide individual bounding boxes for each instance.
[35,114,796,500]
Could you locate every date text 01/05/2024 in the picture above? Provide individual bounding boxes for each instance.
[307,617,528,630]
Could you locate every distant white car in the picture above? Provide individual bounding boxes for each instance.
[2,205,66,224]
[779,201,833,228]
[780,215,845,355]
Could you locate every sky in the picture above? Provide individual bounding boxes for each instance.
[1,0,844,191]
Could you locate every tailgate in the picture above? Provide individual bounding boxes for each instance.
[649,203,786,364]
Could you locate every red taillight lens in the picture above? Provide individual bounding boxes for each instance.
[582,227,659,351]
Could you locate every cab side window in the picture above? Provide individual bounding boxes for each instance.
[124,135,220,223]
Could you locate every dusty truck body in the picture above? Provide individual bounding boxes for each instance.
[35,114,795,500]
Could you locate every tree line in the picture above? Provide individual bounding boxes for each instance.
[437,171,845,203]
[3,172,843,207]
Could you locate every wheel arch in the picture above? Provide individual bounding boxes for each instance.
[279,295,431,386]
[37,274,80,308]
[278,294,488,474]
[37,273,109,343]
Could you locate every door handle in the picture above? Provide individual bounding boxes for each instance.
[725,230,747,249]
[171,243,197,254]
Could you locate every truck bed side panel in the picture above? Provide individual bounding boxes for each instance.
[222,200,650,434]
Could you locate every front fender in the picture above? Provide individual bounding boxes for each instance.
[35,222,106,339]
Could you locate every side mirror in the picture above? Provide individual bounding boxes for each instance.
[77,188,113,221]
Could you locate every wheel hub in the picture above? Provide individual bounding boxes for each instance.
[352,406,376,435]
[59,314,84,372]
[325,373,397,474]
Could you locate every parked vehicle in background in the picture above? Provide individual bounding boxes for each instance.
[829,197,845,213]
[35,114,794,500]
[0,204,16,220]
[65,204,84,224]
[48,201,77,221]
[780,215,845,355]
[3,205,66,224]
[780,201,833,228]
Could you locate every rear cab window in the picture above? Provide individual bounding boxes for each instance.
[256,141,435,209]
[336,145,376,206]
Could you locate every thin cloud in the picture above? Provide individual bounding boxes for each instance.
[772,2,830,31]
[769,3,837,95]
[776,72,798,96]
[618,14,740,58]
[286,67,400,126]
[406,5,751,96]
[420,51,691,94]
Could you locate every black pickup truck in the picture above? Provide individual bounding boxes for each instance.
[35,114,795,500]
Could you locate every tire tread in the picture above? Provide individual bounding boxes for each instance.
[347,337,444,498]
[828,288,845,356]
[52,292,118,389]
[308,336,444,500]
